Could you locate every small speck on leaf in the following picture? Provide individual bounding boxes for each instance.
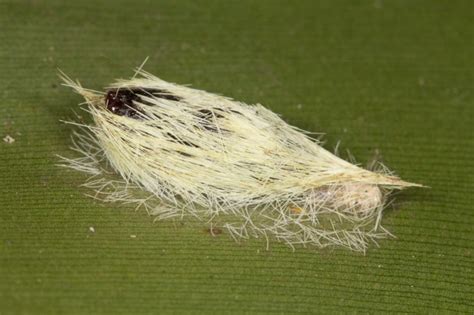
[89,226,95,233]
[3,135,15,144]
[206,227,223,236]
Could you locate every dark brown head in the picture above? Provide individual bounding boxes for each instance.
[105,89,139,118]
[105,88,182,118]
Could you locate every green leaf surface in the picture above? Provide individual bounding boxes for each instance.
[0,0,472,313]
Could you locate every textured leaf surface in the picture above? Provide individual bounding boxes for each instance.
[0,0,472,313]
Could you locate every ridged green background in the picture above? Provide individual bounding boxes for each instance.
[1,0,472,313]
